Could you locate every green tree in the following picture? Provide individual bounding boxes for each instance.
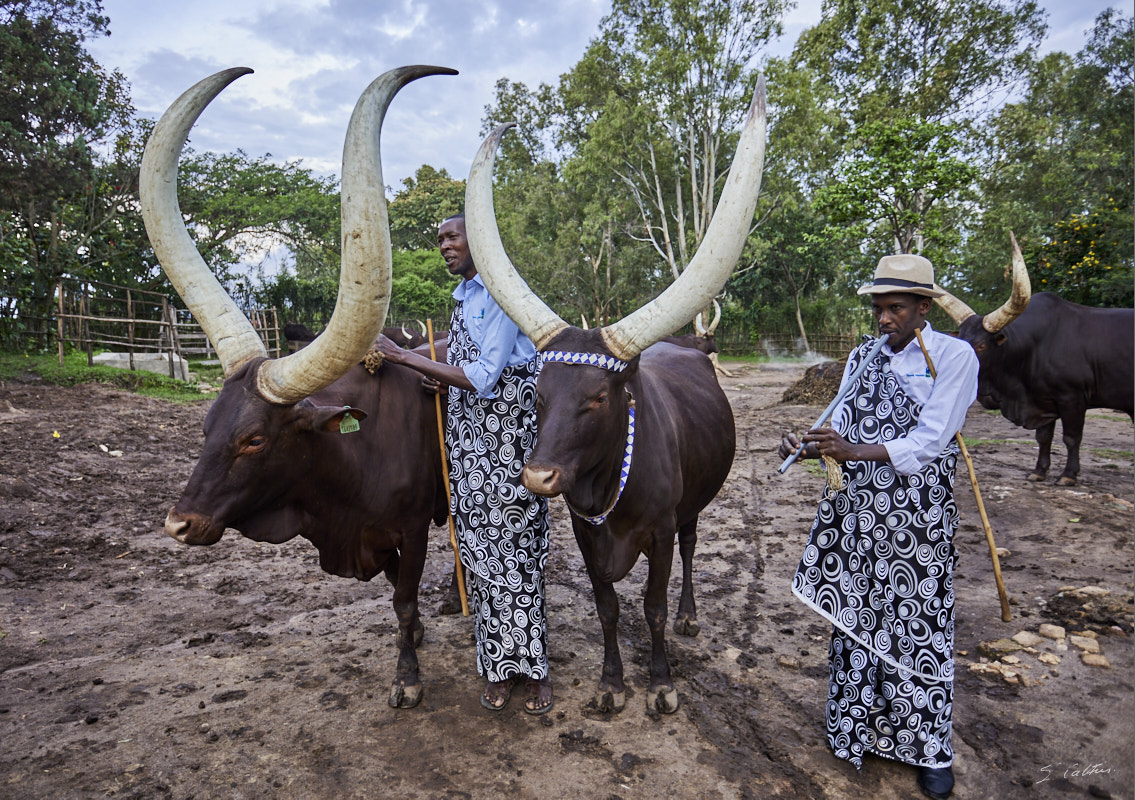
[175,149,341,286]
[0,0,132,339]
[388,165,465,251]
[970,9,1133,307]
[795,0,1045,126]
[813,118,978,262]
[790,0,1045,280]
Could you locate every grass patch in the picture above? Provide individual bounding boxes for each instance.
[961,436,1034,448]
[1087,412,1132,423]
[1091,448,1133,461]
[0,350,219,403]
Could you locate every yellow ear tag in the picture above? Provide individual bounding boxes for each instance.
[339,409,360,434]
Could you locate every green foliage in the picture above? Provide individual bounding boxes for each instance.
[0,349,217,402]
[813,118,978,258]
[1032,203,1133,306]
[388,165,465,251]
[253,271,338,329]
[796,0,1045,125]
[176,149,340,284]
[0,0,133,340]
[968,10,1133,308]
[389,248,454,319]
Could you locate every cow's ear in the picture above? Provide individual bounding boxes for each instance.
[304,406,368,434]
[993,332,1008,347]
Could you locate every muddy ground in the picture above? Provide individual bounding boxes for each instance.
[1,359,1132,800]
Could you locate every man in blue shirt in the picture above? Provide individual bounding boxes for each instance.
[377,213,553,715]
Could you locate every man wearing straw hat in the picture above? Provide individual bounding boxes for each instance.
[377,213,554,716]
[778,254,978,800]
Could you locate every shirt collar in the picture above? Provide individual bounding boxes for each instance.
[451,272,485,302]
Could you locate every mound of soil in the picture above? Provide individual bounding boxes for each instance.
[781,359,843,405]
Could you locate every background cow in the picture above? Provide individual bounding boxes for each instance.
[286,321,428,351]
[937,236,1134,485]
[465,77,766,713]
[140,64,456,708]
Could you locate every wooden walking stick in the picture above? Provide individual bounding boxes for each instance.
[427,319,469,616]
[915,327,1011,622]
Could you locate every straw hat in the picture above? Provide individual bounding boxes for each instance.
[857,254,945,298]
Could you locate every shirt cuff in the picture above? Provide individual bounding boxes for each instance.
[883,439,922,477]
[462,363,497,399]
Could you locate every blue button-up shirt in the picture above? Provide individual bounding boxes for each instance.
[452,274,538,398]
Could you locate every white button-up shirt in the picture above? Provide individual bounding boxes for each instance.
[834,322,979,476]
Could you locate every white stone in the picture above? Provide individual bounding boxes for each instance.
[1069,635,1100,653]
[1081,653,1111,668]
[1037,624,1066,640]
[1011,631,1043,648]
[93,351,190,380]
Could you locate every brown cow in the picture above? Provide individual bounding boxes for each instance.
[465,77,766,713]
[139,65,456,708]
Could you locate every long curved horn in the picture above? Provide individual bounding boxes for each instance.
[708,298,722,335]
[466,123,569,349]
[933,289,977,326]
[142,66,456,401]
[981,231,1032,333]
[257,65,457,404]
[694,312,707,337]
[600,76,767,359]
[140,68,266,376]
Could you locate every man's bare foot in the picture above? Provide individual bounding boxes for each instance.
[480,679,513,711]
[524,677,553,715]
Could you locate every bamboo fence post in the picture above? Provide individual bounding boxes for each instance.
[56,279,64,367]
[82,282,92,365]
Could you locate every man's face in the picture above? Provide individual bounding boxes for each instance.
[871,292,931,351]
[438,218,475,280]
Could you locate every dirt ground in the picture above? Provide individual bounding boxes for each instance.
[1,358,1132,800]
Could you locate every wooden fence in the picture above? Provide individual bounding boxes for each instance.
[53,277,282,378]
[714,329,861,360]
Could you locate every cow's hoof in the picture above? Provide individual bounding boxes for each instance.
[594,688,626,714]
[673,614,700,637]
[397,621,425,649]
[645,686,679,714]
[388,680,423,709]
[1056,476,1077,486]
[437,591,463,615]
[1026,472,1046,482]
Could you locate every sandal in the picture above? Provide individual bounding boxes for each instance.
[524,677,554,716]
[480,679,513,711]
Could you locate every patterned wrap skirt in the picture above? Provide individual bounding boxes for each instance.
[447,302,551,682]
[792,338,959,769]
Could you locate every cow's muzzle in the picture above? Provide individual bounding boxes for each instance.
[164,508,225,546]
[523,465,566,497]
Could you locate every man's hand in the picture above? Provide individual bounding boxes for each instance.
[801,427,855,462]
[778,432,806,461]
[421,375,440,395]
[375,334,405,364]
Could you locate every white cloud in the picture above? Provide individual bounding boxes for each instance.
[88,0,1123,190]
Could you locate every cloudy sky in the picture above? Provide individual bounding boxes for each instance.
[87,0,1124,192]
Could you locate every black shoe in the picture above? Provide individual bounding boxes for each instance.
[917,766,954,799]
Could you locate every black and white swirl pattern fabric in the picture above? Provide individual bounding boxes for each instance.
[447,302,550,683]
[792,338,960,769]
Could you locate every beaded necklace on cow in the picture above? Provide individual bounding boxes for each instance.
[541,351,636,526]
